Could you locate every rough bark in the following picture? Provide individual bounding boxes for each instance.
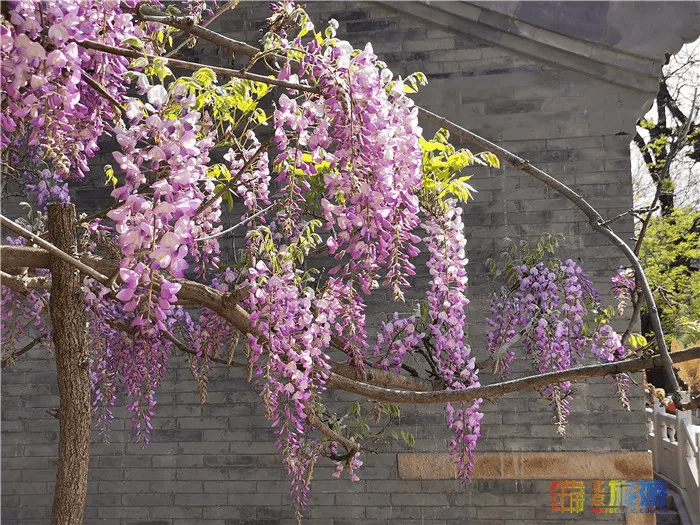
[48,204,91,525]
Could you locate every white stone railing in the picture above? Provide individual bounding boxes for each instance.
[647,398,700,523]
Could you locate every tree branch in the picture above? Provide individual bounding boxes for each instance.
[4,243,696,404]
[331,363,434,392]
[326,346,700,404]
[164,1,243,59]
[78,40,319,93]
[0,270,50,294]
[0,215,111,286]
[416,105,682,402]
[82,73,123,121]
[1,336,42,368]
[136,7,259,60]
[309,414,360,456]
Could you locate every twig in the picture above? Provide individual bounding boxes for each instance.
[600,208,634,227]
[1,336,42,368]
[158,326,247,369]
[309,414,360,456]
[197,202,278,242]
[477,329,526,374]
[82,73,123,121]
[634,185,662,256]
[621,295,643,347]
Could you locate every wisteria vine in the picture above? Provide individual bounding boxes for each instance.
[0,1,638,522]
[487,258,630,434]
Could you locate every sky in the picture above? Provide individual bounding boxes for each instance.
[631,36,700,212]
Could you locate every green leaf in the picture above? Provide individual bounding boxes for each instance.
[382,403,400,417]
[629,333,648,349]
[104,164,117,187]
[193,68,217,87]
[131,57,149,70]
[121,36,144,48]
[401,430,415,448]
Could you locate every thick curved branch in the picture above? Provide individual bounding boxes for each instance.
[327,346,700,404]
[331,363,434,392]
[416,106,681,401]
[4,242,696,403]
[78,40,319,93]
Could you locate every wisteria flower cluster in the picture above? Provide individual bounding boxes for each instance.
[106,81,218,327]
[487,259,630,434]
[611,265,636,313]
[422,200,482,478]
[25,168,70,213]
[84,271,178,444]
[0,239,52,360]
[273,33,424,299]
[0,0,146,178]
[244,251,341,516]
[372,312,423,373]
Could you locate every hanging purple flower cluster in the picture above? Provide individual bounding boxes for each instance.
[0,0,145,177]
[106,82,217,328]
[25,168,70,213]
[87,72,221,442]
[372,312,423,373]
[0,237,53,358]
[611,265,636,314]
[487,259,630,434]
[244,253,341,516]
[423,200,482,479]
[238,1,484,508]
[273,34,423,298]
[85,277,174,445]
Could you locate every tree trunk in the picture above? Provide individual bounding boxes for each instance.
[48,204,91,525]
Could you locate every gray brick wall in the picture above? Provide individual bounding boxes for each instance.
[4,2,694,524]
